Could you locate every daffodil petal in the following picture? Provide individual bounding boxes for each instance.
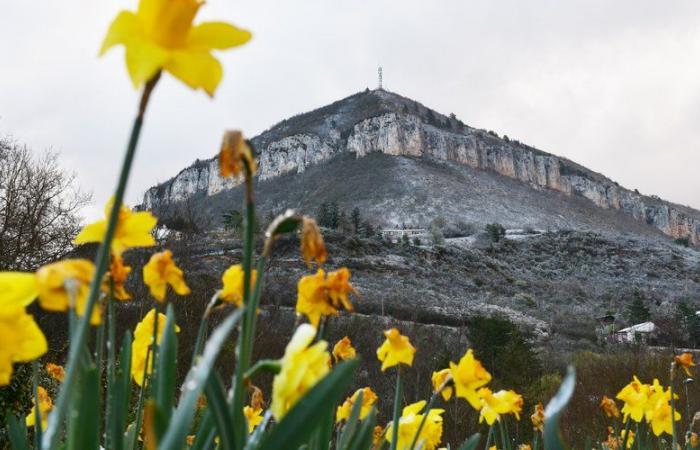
[74,220,107,245]
[119,212,158,248]
[100,10,141,55]
[0,272,38,309]
[187,22,252,50]
[125,40,170,88]
[165,50,222,96]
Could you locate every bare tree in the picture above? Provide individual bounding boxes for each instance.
[0,137,91,270]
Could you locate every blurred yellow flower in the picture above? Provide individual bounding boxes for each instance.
[143,250,190,302]
[131,308,181,385]
[46,363,65,382]
[332,336,356,363]
[615,376,649,422]
[519,445,532,450]
[476,388,511,425]
[0,272,38,308]
[271,324,330,419]
[103,255,132,301]
[326,267,357,312]
[689,432,698,448]
[647,396,680,436]
[35,259,101,325]
[336,387,378,423]
[498,389,524,419]
[186,435,195,446]
[75,198,156,256]
[431,369,453,401]
[449,349,492,409]
[100,0,251,95]
[385,401,444,450]
[25,386,52,429]
[376,328,416,372]
[300,216,327,267]
[0,307,47,386]
[243,406,263,433]
[531,402,545,432]
[675,352,695,376]
[372,426,385,446]
[604,428,634,450]
[220,264,256,307]
[219,130,257,178]
[600,395,620,418]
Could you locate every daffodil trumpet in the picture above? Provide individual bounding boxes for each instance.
[42,73,161,449]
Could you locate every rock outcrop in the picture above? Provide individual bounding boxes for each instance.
[143,89,700,244]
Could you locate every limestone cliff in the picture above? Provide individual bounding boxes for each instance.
[143,89,700,244]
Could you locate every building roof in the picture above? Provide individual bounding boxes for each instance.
[617,321,656,333]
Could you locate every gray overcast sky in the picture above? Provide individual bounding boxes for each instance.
[2,0,700,219]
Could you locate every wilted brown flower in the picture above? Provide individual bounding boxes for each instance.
[219,130,256,179]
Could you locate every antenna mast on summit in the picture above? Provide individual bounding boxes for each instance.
[378,66,383,90]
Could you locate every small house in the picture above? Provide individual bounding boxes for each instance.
[613,321,657,344]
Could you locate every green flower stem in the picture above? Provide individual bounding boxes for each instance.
[484,425,494,450]
[390,367,403,450]
[498,418,509,450]
[621,418,633,450]
[671,364,678,450]
[532,430,540,450]
[42,72,161,450]
[190,292,221,368]
[105,286,116,450]
[32,359,42,449]
[131,346,153,450]
[408,378,451,450]
[150,301,163,389]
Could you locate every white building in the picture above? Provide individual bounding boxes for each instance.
[613,321,657,344]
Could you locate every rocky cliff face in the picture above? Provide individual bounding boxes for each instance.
[143,89,700,244]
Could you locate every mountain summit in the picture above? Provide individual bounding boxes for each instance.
[143,88,700,244]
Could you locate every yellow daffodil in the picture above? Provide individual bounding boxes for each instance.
[296,269,336,326]
[497,389,524,419]
[449,349,492,409]
[604,428,634,450]
[476,388,511,425]
[25,386,52,430]
[46,363,65,382]
[326,268,357,311]
[186,435,195,446]
[376,328,416,372]
[250,385,265,410]
[300,216,327,267]
[336,387,378,422]
[531,402,545,432]
[271,324,330,419]
[143,250,190,302]
[689,432,698,448]
[219,264,256,307]
[35,259,101,325]
[372,426,385,446]
[103,255,132,301]
[75,198,156,256]
[219,130,257,178]
[243,406,264,433]
[647,396,680,437]
[675,353,695,376]
[431,369,453,401]
[0,307,47,386]
[615,376,649,422]
[131,308,181,385]
[100,0,251,95]
[332,336,356,363]
[600,395,620,418]
[385,401,444,450]
[0,272,38,308]
[519,445,532,450]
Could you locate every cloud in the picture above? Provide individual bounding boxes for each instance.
[2,0,700,219]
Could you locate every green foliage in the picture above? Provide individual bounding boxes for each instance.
[0,362,32,446]
[466,316,542,388]
[485,223,506,243]
[626,296,651,324]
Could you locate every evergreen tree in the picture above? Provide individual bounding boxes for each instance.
[329,202,339,229]
[350,207,361,234]
[401,233,410,247]
[626,297,651,324]
[317,202,330,228]
[362,220,375,238]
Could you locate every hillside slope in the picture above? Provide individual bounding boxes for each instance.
[143,88,700,244]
